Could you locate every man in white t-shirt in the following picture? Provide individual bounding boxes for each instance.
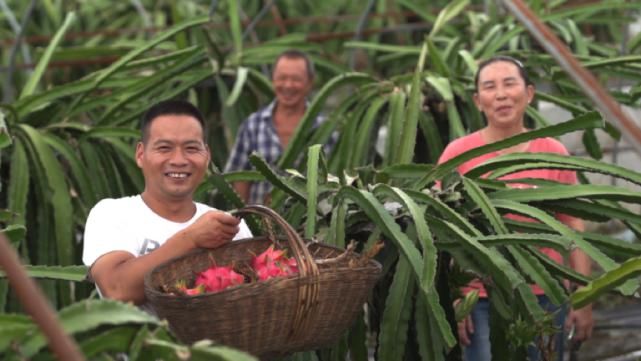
[83,100,252,306]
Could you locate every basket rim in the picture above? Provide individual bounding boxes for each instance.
[143,236,382,299]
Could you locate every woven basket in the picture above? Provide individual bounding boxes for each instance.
[144,205,381,359]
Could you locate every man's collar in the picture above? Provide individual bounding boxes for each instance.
[265,99,314,117]
[259,101,277,119]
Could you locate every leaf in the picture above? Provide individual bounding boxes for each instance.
[429,0,470,38]
[437,220,525,295]
[455,290,480,322]
[344,41,421,54]
[347,316,368,361]
[481,26,526,58]
[144,338,258,361]
[0,265,87,281]
[407,189,482,236]
[98,50,207,125]
[18,125,74,266]
[566,19,589,56]
[69,15,211,110]
[527,247,591,285]
[426,38,451,77]
[384,90,406,166]
[279,73,376,168]
[228,0,242,54]
[571,256,641,309]
[535,91,588,114]
[492,199,638,295]
[543,1,641,22]
[20,299,161,357]
[462,178,567,305]
[446,102,466,141]
[305,145,322,239]
[543,199,641,226]
[397,0,436,23]
[7,141,30,227]
[0,314,34,351]
[489,184,641,204]
[373,185,438,290]
[225,66,249,107]
[43,133,98,208]
[0,225,25,246]
[418,111,444,163]
[397,41,427,164]
[377,257,414,361]
[462,177,508,235]
[582,128,603,159]
[249,153,307,203]
[19,12,76,99]
[425,76,453,101]
[335,187,423,280]
[458,49,478,76]
[326,199,347,248]
[351,95,387,167]
[380,164,435,181]
[472,234,571,252]
[417,111,603,187]
[191,344,258,361]
[509,246,567,306]
[0,110,11,149]
[80,326,139,358]
[467,153,641,187]
[415,292,447,361]
[128,325,150,361]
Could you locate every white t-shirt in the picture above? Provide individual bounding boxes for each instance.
[82,195,252,268]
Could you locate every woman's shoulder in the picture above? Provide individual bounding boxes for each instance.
[438,131,483,164]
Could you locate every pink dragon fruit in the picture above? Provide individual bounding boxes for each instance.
[195,265,245,292]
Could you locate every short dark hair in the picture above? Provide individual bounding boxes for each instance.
[272,49,315,81]
[474,55,531,91]
[140,99,206,143]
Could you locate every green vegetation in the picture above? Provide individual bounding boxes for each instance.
[1,1,641,359]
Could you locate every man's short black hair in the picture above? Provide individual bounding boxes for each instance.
[140,99,206,143]
[272,49,315,81]
[474,55,531,91]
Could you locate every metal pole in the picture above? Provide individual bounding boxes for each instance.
[502,0,641,156]
[0,233,84,361]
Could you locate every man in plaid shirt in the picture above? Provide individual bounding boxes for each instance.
[225,50,332,204]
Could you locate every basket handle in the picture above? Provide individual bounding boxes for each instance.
[231,205,319,336]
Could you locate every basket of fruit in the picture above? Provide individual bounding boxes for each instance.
[144,205,382,359]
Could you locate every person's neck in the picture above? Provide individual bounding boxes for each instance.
[482,123,527,144]
[140,192,196,223]
[274,101,306,119]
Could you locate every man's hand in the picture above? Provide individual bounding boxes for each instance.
[90,211,241,304]
[457,315,475,346]
[565,306,593,342]
[186,211,240,249]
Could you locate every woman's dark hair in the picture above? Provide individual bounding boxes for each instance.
[140,99,206,143]
[474,55,531,91]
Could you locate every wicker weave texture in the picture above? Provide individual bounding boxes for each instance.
[144,206,381,359]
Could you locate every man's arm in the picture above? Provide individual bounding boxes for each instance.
[90,211,240,304]
[232,181,251,204]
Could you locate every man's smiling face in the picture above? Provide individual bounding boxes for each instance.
[136,114,210,202]
[272,56,313,109]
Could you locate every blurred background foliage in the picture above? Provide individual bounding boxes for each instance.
[2,0,641,360]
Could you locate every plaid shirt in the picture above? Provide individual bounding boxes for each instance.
[224,101,333,204]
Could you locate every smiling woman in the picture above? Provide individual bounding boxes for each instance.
[438,56,594,361]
